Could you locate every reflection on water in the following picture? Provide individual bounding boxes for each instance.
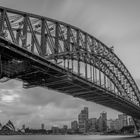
[0,135,139,140]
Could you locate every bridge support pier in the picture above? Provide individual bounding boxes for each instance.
[133,118,140,136]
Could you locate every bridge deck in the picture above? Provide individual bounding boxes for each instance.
[0,37,140,119]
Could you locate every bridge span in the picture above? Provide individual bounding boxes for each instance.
[0,6,140,127]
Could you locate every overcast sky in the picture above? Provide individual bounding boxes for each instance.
[0,0,140,129]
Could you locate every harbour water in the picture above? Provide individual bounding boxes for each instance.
[0,135,139,140]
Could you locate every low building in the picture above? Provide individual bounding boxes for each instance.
[1,120,15,132]
[118,114,128,129]
[0,120,15,134]
[62,125,68,134]
[52,126,60,134]
[88,118,97,132]
[71,120,78,133]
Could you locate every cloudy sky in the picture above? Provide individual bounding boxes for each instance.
[0,0,140,129]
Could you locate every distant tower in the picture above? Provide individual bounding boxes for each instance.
[78,107,89,133]
[98,112,107,132]
[71,120,78,132]
[22,124,25,130]
[63,125,68,134]
[41,123,45,130]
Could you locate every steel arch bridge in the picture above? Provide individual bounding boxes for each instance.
[0,6,140,127]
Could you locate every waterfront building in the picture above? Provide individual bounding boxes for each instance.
[62,125,68,134]
[22,124,25,130]
[20,124,26,133]
[88,118,97,132]
[113,119,120,130]
[78,107,88,133]
[118,114,128,129]
[108,119,120,131]
[98,112,107,132]
[41,123,45,130]
[52,126,59,134]
[0,120,15,134]
[128,117,134,126]
[108,115,133,131]
[71,120,78,132]
[107,119,112,131]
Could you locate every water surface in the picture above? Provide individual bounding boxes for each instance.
[0,135,139,140]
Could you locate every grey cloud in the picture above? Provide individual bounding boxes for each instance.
[135,79,140,89]
[21,87,69,106]
[0,103,36,116]
[0,80,21,90]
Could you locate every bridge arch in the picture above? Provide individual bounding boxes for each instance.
[50,48,139,106]
[0,6,139,114]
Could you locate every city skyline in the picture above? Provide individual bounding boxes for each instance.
[0,107,131,131]
[0,0,139,129]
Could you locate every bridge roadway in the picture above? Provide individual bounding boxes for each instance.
[0,37,140,119]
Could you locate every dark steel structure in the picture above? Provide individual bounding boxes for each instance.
[0,6,140,123]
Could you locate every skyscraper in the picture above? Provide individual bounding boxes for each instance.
[41,123,45,130]
[22,124,25,130]
[78,107,88,133]
[98,112,107,132]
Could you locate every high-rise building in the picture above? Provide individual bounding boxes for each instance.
[22,124,25,130]
[41,123,45,130]
[98,112,107,132]
[71,120,78,132]
[78,107,88,133]
[114,119,121,130]
[107,119,112,131]
[118,114,128,129]
[108,114,131,131]
[62,125,68,134]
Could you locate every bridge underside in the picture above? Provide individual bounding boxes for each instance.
[0,37,140,119]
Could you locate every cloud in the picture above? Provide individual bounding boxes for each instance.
[1,92,19,103]
[0,78,119,128]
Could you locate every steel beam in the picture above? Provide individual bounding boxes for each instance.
[56,84,76,90]
[5,12,17,44]
[26,16,42,55]
[22,16,28,48]
[0,9,5,34]
[41,18,46,56]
